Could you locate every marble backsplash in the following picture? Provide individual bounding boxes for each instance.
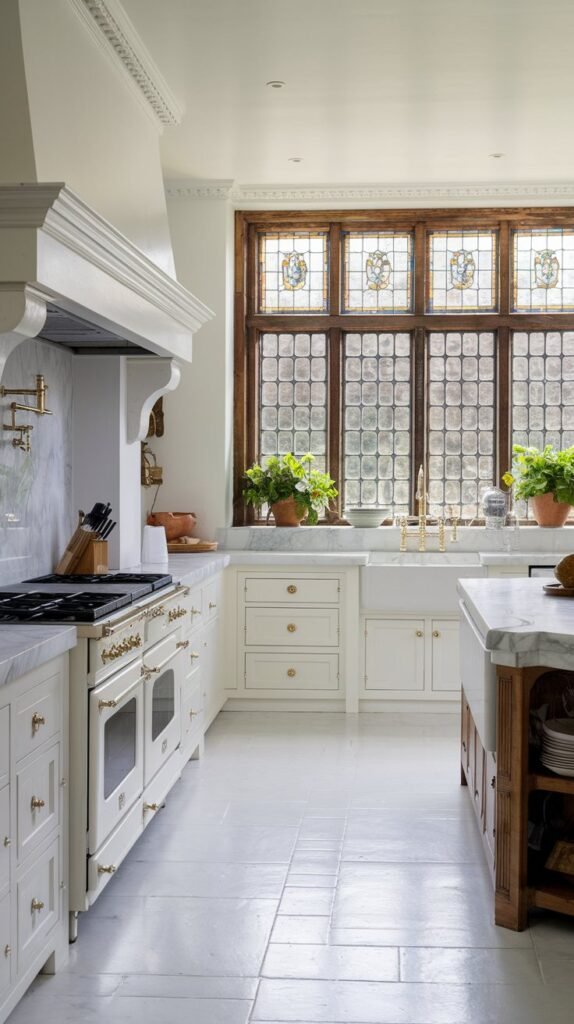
[0,340,74,585]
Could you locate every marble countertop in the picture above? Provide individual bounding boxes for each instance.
[127,553,231,588]
[0,625,77,688]
[225,551,369,566]
[458,577,574,670]
[478,552,564,566]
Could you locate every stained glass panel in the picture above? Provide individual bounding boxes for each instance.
[258,232,328,313]
[513,230,574,311]
[342,232,413,312]
[427,332,495,518]
[427,231,498,312]
[259,333,327,471]
[512,331,574,452]
[343,333,411,512]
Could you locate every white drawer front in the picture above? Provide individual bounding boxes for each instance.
[93,621,144,680]
[244,577,340,605]
[142,752,182,828]
[17,743,60,863]
[145,587,192,645]
[0,786,9,894]
[14,673,61,763]
[0,706,8,789]
[17,836,60,969]
[245,653,340,691]
[245,607,339,647]
[0,890,11,995]
[88,801,142,903]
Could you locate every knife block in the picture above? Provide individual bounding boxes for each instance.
[74,539,109,574]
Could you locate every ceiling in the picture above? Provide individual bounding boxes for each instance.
[122,0,574,186]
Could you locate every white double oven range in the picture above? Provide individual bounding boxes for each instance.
[0,572,193,941]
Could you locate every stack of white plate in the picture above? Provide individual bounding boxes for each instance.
[541,719,574,777]
[343,507,389,528]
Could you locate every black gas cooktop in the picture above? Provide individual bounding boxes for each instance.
[0,591,133,623]
[29,573,172,591]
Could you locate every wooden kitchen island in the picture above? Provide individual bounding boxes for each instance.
[458,577,574,931]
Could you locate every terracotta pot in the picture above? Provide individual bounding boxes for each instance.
[270,497,308,527]
[529,492,571,528]
[147,511,197,541]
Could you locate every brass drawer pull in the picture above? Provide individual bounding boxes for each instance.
[146,605,165,620]
[191,607,202,616]
[141,664,161,678]
[189,709,198,718]
[176,640,190,649]
[30,796,45,810]
[31,899,44,912]
[190,651,200,660]
[209,602,217,610]
[287,623,297,633]
[3,836,10,847]
[287,668,296,678]
[433,630,440,638]
[101,634,142,663]
[491,775,496,789]
[97,864,116,875]
[168,606,187,622]
[287,584,297,594]
[3,945,10,958]
[143,802,160,812]
[31,712,45,733]
[98,699,118,710]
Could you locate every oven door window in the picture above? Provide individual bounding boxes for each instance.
[151,669,175,741]
[104,697,137,799]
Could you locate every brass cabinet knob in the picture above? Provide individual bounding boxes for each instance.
[433,630,440,638]
[176,640,190,649]
[98,699,118,710]
[3,945,10,958]
[287,668,296,677]
[141,664,161,679]
[191,607,202,616]
[287,623,297,633]
[416,630,423,638]
[97,864,116,875]
[31,899,45,912]
[287,585,297,594]
[3,836,10,847]
[209,602,217,609]
[30,796,45,810]
[189,709,198,718]
[143,802,160,812]
[31,712,45,733]
[190,651,200,660]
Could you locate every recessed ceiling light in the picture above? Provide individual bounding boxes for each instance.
[288,157,303,163]
[489,152,505,159]
[266,80,285,89]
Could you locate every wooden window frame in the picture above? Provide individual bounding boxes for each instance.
[234,207,574,525]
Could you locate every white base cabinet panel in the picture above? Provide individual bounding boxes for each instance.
[362,615,460,703]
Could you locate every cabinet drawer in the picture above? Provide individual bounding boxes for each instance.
[17,836,60,969]
[0,705,8,788]
[244,577,340,605]
[17,743,60,863]
[245,607,339,647]
[245,653,339,691]
[14,672,61,763]
[0,890,11,996]
[93,620,144,680]
[142,748,182,828]
[88,800,142,903]
[0,786,9,894]
[145,586,192,644]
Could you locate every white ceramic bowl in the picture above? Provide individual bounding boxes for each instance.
[343,508,389,528]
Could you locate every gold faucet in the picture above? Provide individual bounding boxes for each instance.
[1,375,52,453]
[398,465,447,553]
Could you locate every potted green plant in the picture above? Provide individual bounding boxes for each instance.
[243,453,338,526]
[503,444,574,527]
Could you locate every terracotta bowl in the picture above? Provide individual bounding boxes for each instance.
[147,511,197,541]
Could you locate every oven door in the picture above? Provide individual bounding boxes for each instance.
[143,633,183,786]
[88,657,144,854]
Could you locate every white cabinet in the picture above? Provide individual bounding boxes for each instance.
[363,615,460,703]
[0,655,68,1024]
[177,570,225,767]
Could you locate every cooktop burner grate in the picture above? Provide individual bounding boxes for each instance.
[29,572,172,591]
[0,590,132,623]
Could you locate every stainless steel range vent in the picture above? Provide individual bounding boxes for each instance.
[38,305,148,355]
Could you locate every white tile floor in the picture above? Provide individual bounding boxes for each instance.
[9,711,574,1023]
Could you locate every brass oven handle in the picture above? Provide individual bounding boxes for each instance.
[31,899,44,912]
[98,699,118,710]
[176,640,190,649]
[97,864,117,875]
[168,606,187,622]
[30,796,45,810]
[31,712,45,733]
[101,634,142,663]
[287,623,297,633]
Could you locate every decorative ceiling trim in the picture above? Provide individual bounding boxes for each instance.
[69,0,183,128]
[165,179,574,206]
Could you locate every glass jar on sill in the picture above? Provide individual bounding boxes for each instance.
[481,486,507,529]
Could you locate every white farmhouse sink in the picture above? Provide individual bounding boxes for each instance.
[361,552,485,613]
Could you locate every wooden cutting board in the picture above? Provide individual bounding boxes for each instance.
[167,540,218,553]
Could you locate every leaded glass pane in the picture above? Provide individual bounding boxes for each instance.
[342,232,413,312]
[512,332,574,451]
[343,333,411,512]
[259,333,327,470]
[427,231,498,312]
[258,232,328,313]
[513,230,574,311]
[427,332,495,518]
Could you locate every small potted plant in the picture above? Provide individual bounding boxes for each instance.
[503,444,574,527]
[243,453,338,526]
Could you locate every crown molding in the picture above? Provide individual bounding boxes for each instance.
[165,180,235,200]
[69,0,183,129]
[232,181,574,206]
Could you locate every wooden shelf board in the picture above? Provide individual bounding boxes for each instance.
[530,882,574,916]
[529,770,574,795]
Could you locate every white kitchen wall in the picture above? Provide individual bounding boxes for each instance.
[149,195,234,536]
[0,339,74,585]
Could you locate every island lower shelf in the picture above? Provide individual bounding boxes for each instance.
[462,669,574,931]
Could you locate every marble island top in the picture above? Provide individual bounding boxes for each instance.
[0,625,77,688]
[458,577,574,671]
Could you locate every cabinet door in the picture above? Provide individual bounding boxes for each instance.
[0,891,11,996]
[364,619,425,692]
[431,619,460,693]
